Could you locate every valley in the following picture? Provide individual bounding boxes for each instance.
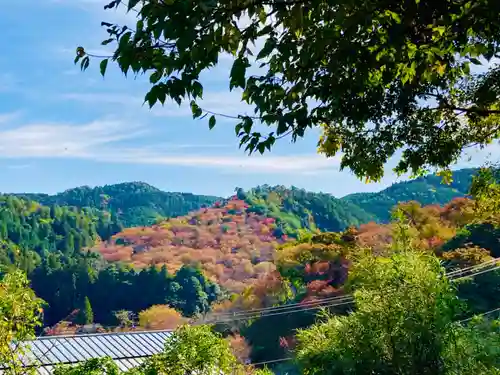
[1,166,499,372]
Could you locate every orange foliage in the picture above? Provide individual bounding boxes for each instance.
[93,199,289,292]
[227,334,252,364]
[138,305,186,330]
[441,246,493,268]
[355,222,392,254]
[209,271,289,326]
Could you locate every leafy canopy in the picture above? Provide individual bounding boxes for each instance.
[77,0,500,180]
[294,248,500,375]
[0,270,44,375]
[137,324,237,375]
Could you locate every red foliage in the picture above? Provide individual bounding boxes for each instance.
[92,199,291,292]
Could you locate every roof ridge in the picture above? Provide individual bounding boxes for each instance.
[34,329,173,341]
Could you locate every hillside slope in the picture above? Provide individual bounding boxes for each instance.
[237,185,376,232]
[15,182,222,227]
[0,195,121,272]
[341,168,476,222]
[10,168,478,231]
[93,198,289,293]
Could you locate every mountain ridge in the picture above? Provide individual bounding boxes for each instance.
[3,167,479,229]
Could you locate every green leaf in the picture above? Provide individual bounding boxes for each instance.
[209,115,216,129]
[80,56,90,71]
[469,57,482,65]
[257,142,266,154]
[127,0,140,11]
[230,57,248,90]
[101,38,114,46]
[190,101,203,118]
[258,8,267,24]
[145,89,157,108]
[99,59,109,77]
[150,71,162,84]
[157,85,167,104]
[257,38,276,60]
[235,123,243,136]
[243,117,253,134]
[192,81,203,99]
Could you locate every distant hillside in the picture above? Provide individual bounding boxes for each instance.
[8,167,480,235]
[341,168,477,222]
[236,185,376,233]
[15,182,222,227]
[0,195,121,272]
[94,199,288,293]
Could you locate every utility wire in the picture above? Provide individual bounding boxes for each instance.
[206,258,500,321]
[202,265,500,324]
[446,257,500,277]
[210,294,355,318]
[251,357,293,366]
[453,263,500,281]
[206,299,354,324]
[244,305,500,369]
[458,307,500,323]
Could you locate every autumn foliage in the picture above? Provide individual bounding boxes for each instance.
[94,199,288,293]
[138,305,186,330]
[93,194,498,319]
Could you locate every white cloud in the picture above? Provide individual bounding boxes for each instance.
[0,119,145,158]
[105,150,341,174]
[0,112,22,125]
[0,115,341,174]
[6,164,32,170]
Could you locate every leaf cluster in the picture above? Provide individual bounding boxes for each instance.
[77,0,500,180]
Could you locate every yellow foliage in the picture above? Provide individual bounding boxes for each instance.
[441,247,494,267]
[138,305,185,330]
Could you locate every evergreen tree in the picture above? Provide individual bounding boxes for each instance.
[76,296,94,325]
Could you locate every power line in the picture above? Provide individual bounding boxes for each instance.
[203,264,500,324]
[243,305,500,369]
[446,257,500,277]
[251,357,293,366]
[458,307,500,324]
[453,263,500,281]
[210,294,354,318]
[206,299,354,324]
[205,258,500,322]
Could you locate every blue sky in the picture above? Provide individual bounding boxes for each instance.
[0,0,498,197]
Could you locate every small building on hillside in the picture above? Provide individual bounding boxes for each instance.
[75,323,105,334]
[0,330,172,374]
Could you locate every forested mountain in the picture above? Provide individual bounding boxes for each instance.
[0,195,122,273]
[237,185,376,233]
[9,168,478,232]
[14,182,222,227]
[95,198,286,293]
[0,167,485,334]
[341,168,476,222]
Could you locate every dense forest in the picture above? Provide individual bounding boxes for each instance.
[0,168,498,354]
[342,168,476,222]
[0,167,500,374]
[9,169,477,233]
[14,182,222,227]
[0,195,220,329]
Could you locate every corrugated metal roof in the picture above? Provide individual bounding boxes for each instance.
[1,330,172,374]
